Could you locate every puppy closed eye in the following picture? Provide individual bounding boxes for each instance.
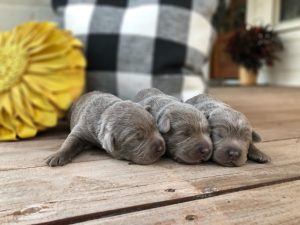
[136,133,145,141]
[178,129,192,137]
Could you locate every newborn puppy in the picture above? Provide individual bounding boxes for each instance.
[186,94,271,167]
[134,88,212,164]
[46,91,165,167]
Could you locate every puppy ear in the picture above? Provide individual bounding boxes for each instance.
[204,111,211,120]
[157,114,171,134]
[103,132,115,153]
[144,105,151,112]
[248,143,271,163]
[252,130,262,142]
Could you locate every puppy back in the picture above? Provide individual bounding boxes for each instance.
[134,88,165,102]
[70,91,121,128]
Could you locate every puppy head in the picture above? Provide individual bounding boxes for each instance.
[103,101,165,165]
[157,105,212,164]
[134,88,164,102]
[208,108,262,167]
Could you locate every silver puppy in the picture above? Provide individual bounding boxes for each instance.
[46,91,165,166]
[186,94,271,167]
[134,88,212,164]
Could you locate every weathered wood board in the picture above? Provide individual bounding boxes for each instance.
[210,87,300,141]
[85,181,300,225]
[1,138,300,224]
[0,87,299,225]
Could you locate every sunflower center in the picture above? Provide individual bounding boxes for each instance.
[0,44,28,92]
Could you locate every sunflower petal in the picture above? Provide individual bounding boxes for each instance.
[67,49,87,68]
[72,38,83,48]
[33,108,57,127]
[0,110,14,130]
[30,43,71,62]
[19,83,35,117]
[25,84,55,111]
[28,60,68,73]
[28,28,70,55]
[0,92,13,115]
[0,126,16,141]
[17,23,40,47]
[23,76,48,96]
[16,118,37,139]
[66,69,85,98]
[20,22,56,51]
[25,74,71,91]
[48,92,73,110]
[11,86,35,127]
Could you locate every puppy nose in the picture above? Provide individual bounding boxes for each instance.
[201,148,210,155]
[153,139,165,154]
[227,149,241,159]
[197,143,211,156]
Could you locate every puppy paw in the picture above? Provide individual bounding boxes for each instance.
[248,143,271,164]
[45,152,71,167]
[251,154,271,163]
[248,151,271,163]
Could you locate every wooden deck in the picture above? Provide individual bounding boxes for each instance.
[1,87,300,225]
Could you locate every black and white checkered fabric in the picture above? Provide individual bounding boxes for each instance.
[52,0,218,100]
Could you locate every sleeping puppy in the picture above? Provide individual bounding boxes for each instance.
[46,91,165,166]
[186,94,271,167]
[134,88,212,164]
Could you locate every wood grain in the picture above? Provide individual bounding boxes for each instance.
[1,138,300,224]
[1,87,299,171]
[1,87,300,225]
[210,87,300,141]
[0,137,109,171]
[84,181,300,225]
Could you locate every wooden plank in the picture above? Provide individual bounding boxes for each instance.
[0,135,299,171]
[1,138,300,224]
[84,180,300,225]
[0,138,109,171]
[1,87,299,171]
[210,87,300,112]
[0,87,299,225]
[210,87,300,141]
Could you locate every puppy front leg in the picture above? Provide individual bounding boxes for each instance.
[46,126,86,167]
[248,143,271,163]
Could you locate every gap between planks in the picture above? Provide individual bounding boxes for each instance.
[1,87,300,224]
[79,180,300,225]
[32,175,300,225]
[1,137,300,224]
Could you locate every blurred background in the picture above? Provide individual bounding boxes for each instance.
[0,0,299,88]
[211,0,300,87]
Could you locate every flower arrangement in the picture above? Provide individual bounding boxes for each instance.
[226,25,283,73]
[0,22,86,141]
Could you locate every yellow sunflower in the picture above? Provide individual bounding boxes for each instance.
[0,22,86,141]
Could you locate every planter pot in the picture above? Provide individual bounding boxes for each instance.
[239,66,257,86]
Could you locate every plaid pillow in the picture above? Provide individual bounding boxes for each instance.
[52,0,218,100]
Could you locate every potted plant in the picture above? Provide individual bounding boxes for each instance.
[226,25,283,86]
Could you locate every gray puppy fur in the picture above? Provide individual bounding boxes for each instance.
[46,91,165,167]
[186,94,271,167]
[134,88,212,164]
